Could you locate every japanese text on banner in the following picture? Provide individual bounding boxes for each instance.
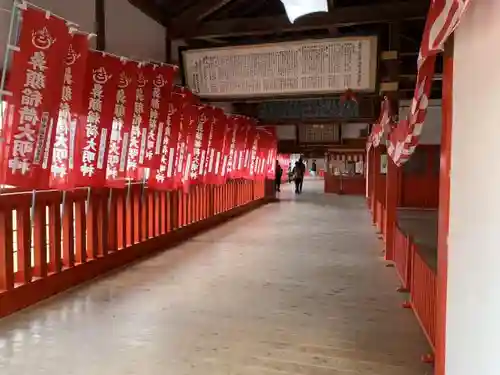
[50,33,89,189]
[1,7,71,189]
[73,51,121,187]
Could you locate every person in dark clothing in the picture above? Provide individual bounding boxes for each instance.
[275,160,283,192]
[292,158,306,194]
[311,160,317,177]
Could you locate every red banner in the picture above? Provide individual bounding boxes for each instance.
[243,124,257,179]
[172,104,187,189]
[49,33,89,189]
[201,110,215,184]
[179,105,200,190]
[220,116,233,182]
[188,105,212,185]
[248,129,260,180]
[149,96,182,190]
[0,7,71,189]
[203,108,224,184]
[168,86,199,188]
[143,65,176,170]
[225,116,238,179]
[105,60,138,188]
[235,121,250,178]
[73,51,120,187]
[126,63,154,179]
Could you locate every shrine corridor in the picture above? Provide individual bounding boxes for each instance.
[0,180,430,375]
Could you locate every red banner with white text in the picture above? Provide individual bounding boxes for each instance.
[73,51,120,187]
[203,108,224,184]
[105,60,138,188]
[243,124,257,179]
[189,105,212,185]
[126,64,154,179]
[225,116,239,179]
[149,96,183,190]
[144,64,176,169]
[220,116,233,181]
[180,105,200,191]
[50,33,89,190]
[0,7,71,189]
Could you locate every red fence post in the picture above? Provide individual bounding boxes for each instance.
[16,205,32,284]
[0,208,14,291]
[86,190,99,260]
[108,189,119,252]
[33,199,48,278]
[62,194,75,267]
[97,190,110,257]
[74,197,87,264]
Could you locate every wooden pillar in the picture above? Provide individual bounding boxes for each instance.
[382,22,401,260]
[385,157,401,260]
[371,147,381,224]
[366,148,372,207]
[95,0,106,51]
[435,37,453,375]
[165,31,172,63]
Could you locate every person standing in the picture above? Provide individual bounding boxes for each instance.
[275,160,283,192]
[293,158,306,194]
[311,159,317,177]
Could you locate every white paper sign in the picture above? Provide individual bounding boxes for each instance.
[182,36,378,98]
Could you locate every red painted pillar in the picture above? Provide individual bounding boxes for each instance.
[367,148,373,208]
[435,39,453,375]
[384,157,401,261]
[371,147,381,223]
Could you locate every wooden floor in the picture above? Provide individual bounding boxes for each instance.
[0,180,431,375]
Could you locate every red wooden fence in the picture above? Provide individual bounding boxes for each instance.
[0,179,267,318]
[410,244,437,352]
[393,226,412,290]
[390,225,437,357]
[371,204,437,361]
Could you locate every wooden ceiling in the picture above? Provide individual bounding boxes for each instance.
[128,0,440,100]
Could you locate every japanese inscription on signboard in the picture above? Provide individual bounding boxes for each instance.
[182,36,378,99]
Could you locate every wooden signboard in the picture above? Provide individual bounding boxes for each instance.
[298,124,341,144]
[257,98,360,121]
[182,36,378,99]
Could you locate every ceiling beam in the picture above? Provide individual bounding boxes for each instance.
[327,0,335,12]
[170,0,237,33]
[172,1,429,39]
[127,0,167,25]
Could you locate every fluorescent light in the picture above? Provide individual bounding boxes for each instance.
[281,0,328,23]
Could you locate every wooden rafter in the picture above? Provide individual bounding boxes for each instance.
[127,0,167,25]
[172,1,428,38]
[170,0,237,33]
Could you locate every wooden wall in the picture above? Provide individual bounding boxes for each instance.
[399,145,440,208]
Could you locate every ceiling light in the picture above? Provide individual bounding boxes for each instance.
[281,0,328,23]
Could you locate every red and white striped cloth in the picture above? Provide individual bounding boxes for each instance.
[368,0,472,165]
[388,0,472,165]
[367,97,393,151]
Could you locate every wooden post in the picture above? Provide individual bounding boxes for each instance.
[382,22,401,260]
[435,37,453,375]
[95,0,106,51]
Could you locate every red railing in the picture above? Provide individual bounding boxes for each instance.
[393,226,411,289]
[409,244,437,352]
[0,179,267,318]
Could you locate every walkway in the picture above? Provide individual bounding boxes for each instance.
[0,180,430,375]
